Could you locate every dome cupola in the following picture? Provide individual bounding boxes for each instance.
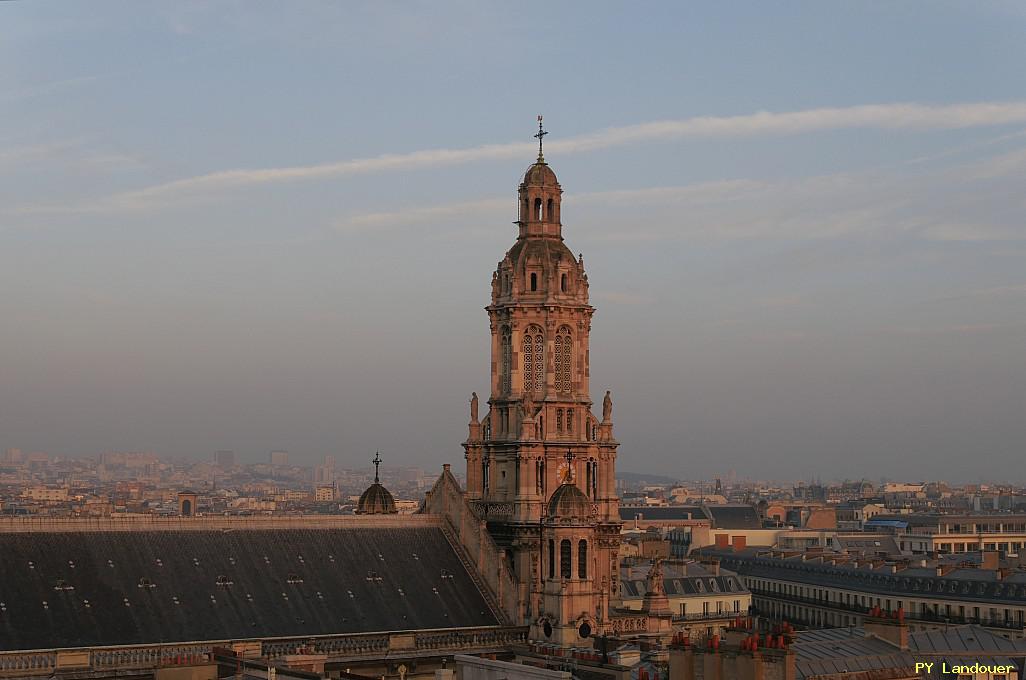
[356,452,397,515]
[517,116,562,239]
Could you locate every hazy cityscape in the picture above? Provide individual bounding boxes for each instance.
[3,3,1026,680]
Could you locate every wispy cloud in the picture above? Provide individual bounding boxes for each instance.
[25,100,1026,215]
[333,142,1026,245]
[338,197,512,231]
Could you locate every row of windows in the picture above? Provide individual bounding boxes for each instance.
[523,197,559,223]
[747,576,1026,627]
[499,326,574,395]
[483,407,599,442]
[547,539,587,580]
[679,600,743,616]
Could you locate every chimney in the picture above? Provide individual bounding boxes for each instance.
[981,551,999,571]
[715,534,729,549]
[699,557,721,576]
[864,618,909,651]
[732,535,747,552]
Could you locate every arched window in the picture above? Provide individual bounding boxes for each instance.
[547,198,554,221]
[534,197,542,221]
[578,540,588,579]
[560,539,572,579]
[556,408,563,432]
[500,327,512,394]
[548,539,555,578]
[554,326,573,392]
[566,408,574,434]
[561,273,568,293]
[530,272,537,291]
[523,325,544,393]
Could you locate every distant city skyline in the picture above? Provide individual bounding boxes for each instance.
[2,2,1025,480]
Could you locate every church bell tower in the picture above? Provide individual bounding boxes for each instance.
[463,119,621,643]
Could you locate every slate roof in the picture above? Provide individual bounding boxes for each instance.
[700,548,1026,606]
[619,506,709,522]
[619,562,749,599]
[618,504,761,528]
[0,527,499,651]
[792,626,1026,679]
[705,505,762,530]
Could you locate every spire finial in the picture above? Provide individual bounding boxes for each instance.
[372,451,382,484]
[534,115,548,163]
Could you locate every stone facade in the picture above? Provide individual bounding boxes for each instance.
[462,149,621,646]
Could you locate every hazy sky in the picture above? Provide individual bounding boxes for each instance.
[3,2,1025,482]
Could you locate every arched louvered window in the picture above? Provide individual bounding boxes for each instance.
[523,325,544,393]
[578,540,588,579]
[500,327,512,394]
[555,326,572,392]
[560,539,572,579]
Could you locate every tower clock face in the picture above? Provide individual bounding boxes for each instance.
[557,460,575,483]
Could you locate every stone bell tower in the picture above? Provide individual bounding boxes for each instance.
[463,119,621,643]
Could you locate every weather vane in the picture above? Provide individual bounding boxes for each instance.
[372,451,382,483]
[534,115,548,162]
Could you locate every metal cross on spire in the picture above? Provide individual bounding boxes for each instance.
[534,115,548,163]
[372,451,382,483]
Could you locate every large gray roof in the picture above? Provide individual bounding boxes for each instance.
[0,527,499,651]
[701,548,1026,606]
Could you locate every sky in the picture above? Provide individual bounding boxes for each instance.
[2,1,1025,482]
